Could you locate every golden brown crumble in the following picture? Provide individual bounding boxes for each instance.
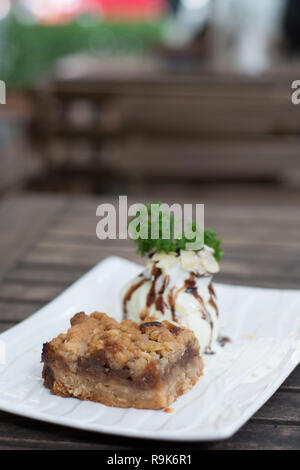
[42,312,203,409]
[48,312,197,377]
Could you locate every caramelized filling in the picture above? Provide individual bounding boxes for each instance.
[73,343,198,390]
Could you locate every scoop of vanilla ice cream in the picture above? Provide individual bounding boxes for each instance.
[121,247,220,354]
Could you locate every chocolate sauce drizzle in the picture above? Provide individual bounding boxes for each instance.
[146,264,162,308]
[184,273,215,354]
[184,274,206,320]
[208,282,218,317]
[123,277,148,318]
[167,287,177,321]
[153,272,169,315]
[155,295,165,314]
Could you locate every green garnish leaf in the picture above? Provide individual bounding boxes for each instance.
[204,229,223,262]
[128,202,223,261]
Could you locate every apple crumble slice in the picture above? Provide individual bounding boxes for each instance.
[41,312,203,409]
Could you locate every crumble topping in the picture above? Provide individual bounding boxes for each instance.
[46,312,199,379]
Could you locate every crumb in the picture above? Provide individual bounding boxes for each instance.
[164,407,174,413]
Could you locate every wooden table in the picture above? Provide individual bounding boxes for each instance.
[0,189,299,450]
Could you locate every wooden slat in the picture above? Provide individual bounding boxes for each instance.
[56,187,300,212]
[253,392,300,424]
[54,74,286,96]
[0,280,64,303]
[205,423,300,450]
[63,206,300,227]
[0,411,136,450]
[52,207,300,230]
[22,244,140,268]
[4,264,86,285]
[282,366,300,390]
[0,446,28,450]
[20,241,300,290]
[51,78,300,136]
[118,97,300,138]
[0,409,299,450]
[0,300,44,322]
[37,231,300,260]
[52,202,300,230]
[104,137,300,181]
[0,195,67,283]
[44,228,300,254]
[37,230,300,256]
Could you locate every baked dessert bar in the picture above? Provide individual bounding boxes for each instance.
[42,312,203,409]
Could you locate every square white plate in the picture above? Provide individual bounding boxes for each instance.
[0,256,299,442]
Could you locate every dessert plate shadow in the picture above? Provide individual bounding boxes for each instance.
[0,256,299,442]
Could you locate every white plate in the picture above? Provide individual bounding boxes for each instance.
[0,256,299,442]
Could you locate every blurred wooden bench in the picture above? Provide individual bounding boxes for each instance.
[0,92,40,194]
[31,69,300,188]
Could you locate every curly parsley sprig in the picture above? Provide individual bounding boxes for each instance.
[128,202,223,262]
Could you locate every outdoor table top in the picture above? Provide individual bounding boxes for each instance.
[0,188,299,450]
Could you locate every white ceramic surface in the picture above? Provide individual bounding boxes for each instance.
[0,256,299,441]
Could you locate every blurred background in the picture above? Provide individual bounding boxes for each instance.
[1,0,300,199]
